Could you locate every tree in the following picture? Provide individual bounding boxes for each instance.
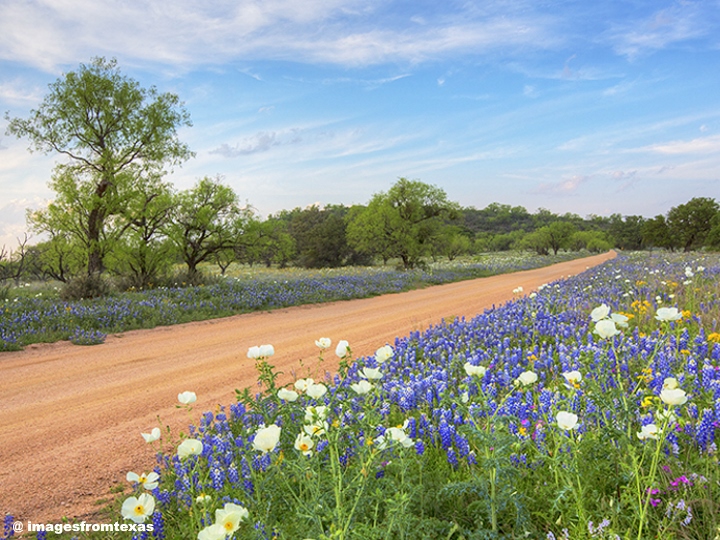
[347,178,460,269]
[6,57,192,276]
[545,221,576,255]
[642,215,675,251]
[105,175,176,288]
[520,229,551,255]
[569,231,612,253]
[667,197,719,251]
[609,214,645,250]
[169,176,247,280]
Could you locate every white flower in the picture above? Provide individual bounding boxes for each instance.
[126,471,160,490]
[215,502,249,532]
[655,307,682,322]
[562,370,582,385]
[294,378,313,392]
[375,345,393,364]
[253,424,281,453]
[512,286,524,295]
[277,387,299,402]
[177,439,203,459]
[460,391,469,404]
[660,387,688,406]
[335,340,350,358]
[121,493,155,523]
[556,411,579,431]
[304,405,327,423]
[610,313,629,328]
[294,433,315,456]
[685,266,694,278]
[590,304,611,322]
[198,503,249,540]
[247,344,274,359]
[315,337,332,349]
[360,367,383,380]
[662,377,679,390]
[198,524,227,540]
[304,422,328,438]
[306,383,328,399]
[594,319,620,339]
[376,424,413,449]
[637,424,659,440]
[196,494,212,505]
[697,266,705,272]
[516,371,538,386]
[141,427,161,443]
[350,380,373,395]
[464,362,486,377]
[178,391,197,405]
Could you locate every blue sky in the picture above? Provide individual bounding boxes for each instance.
[1,0,719,249]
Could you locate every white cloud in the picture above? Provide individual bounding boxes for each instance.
[642,134,720,154]
[606,3,712,59]
[0,1,562,71]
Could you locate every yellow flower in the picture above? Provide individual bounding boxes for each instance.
[681,310,691,319]
[641,396,655,408]
[680,349,690,356]
[708,333,720,344]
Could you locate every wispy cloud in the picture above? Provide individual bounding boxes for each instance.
[536,174,590,194]
[0,1,564,71]
[210,130,305,157]
[641,134,720,154]
[605,2,714,59]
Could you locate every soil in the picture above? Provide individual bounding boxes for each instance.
[0,251,615,524]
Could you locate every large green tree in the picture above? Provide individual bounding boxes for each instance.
[6,57,192,276]
[169,176,249,280]
[347,178,460,269]
[667,197,719,251]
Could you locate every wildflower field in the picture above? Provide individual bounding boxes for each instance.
[5,251,720,539]
[0,252,578,351]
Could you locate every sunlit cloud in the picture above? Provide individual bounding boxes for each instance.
[536,174,590,194]
[641,134,720,154]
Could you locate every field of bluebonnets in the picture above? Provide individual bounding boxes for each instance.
[0,252,577,351]
[4,251,720,540]
[66,251,717,540]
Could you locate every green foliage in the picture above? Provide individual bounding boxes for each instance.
[667,197,719,252]
[608,214,645,250]
[286,204,369,268]
[347,178,461,269]
[7,56,192,276]
[169,176,251,278]
[569,230,613,253]
[106,174,177,288]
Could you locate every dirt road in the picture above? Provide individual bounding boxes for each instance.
[0,252,614,523]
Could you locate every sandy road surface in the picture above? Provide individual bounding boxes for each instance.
[0,252,614,523]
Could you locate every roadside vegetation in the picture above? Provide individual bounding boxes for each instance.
[7,251,716,539]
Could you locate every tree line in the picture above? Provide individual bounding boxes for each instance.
[2,58,719,298]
